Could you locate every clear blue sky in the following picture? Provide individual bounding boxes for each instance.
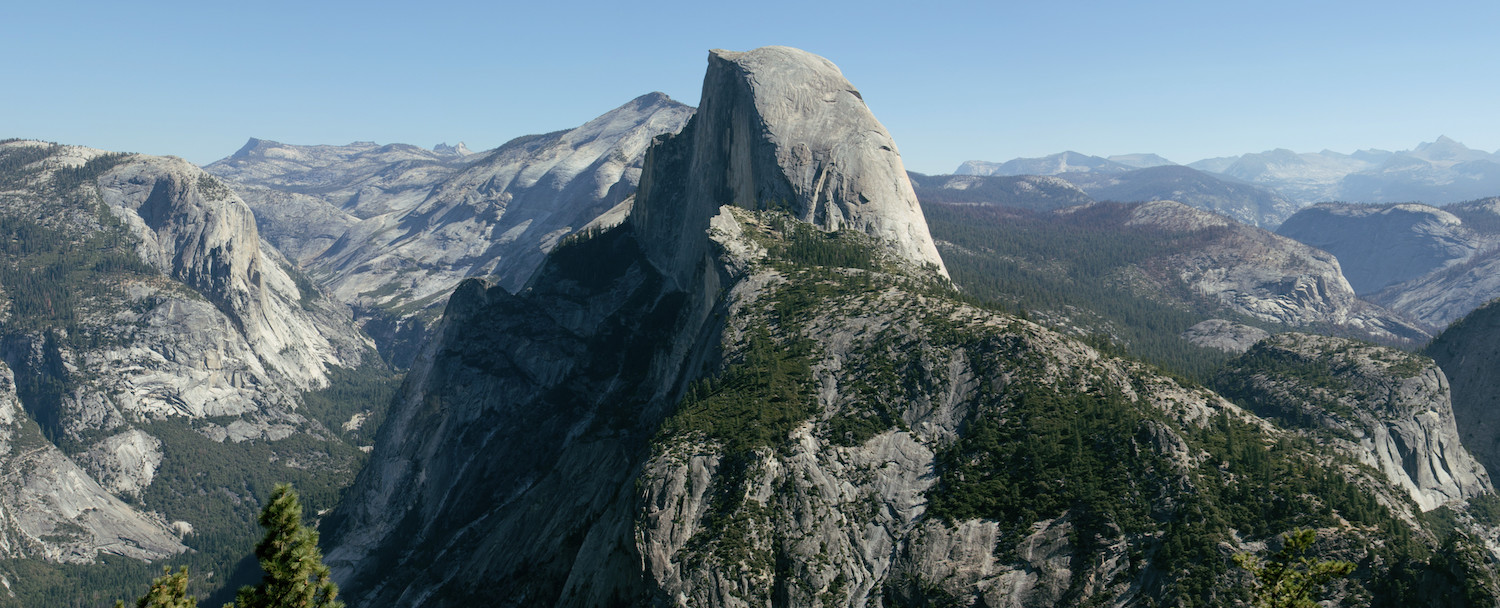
[4,0,1498,174]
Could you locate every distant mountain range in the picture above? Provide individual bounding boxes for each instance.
[916,164,1296,227]
[956,151,1174,177]
[960,137,1500,206]
[207,93,696,365]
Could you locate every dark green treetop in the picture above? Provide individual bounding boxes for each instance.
[229,484,343,608]
[117,566,198,608]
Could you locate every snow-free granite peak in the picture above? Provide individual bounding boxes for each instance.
[630,46,947,288]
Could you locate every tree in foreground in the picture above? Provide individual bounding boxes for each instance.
[229,483,343,608]
[1235,528,1355,608]
[118,566,198,608]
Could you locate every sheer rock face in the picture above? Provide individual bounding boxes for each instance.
[631,46,947,289]
[1428,300,1500,484]
[324,224,727,607]
[1221,333,1491,511]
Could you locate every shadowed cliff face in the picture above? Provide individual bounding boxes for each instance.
[322,225,728,606]
[1428,300,1500,484]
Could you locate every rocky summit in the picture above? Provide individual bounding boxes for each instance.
[322,47,1500,608]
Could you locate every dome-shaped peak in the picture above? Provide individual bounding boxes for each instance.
[631,46,947,285]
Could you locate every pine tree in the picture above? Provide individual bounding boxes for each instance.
[117,566,197,608]
[1235,528,1355,608]
[229,484,343,608]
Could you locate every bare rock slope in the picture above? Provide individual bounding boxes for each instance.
[1277,202,1491,296]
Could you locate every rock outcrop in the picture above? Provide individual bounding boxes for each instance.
[1219,333,1492,511]
[1121,202,1422,340]
[0,361,184,564]
[97,154,371,393]
[1098,201,1425,343]
[1181,319,1269,354]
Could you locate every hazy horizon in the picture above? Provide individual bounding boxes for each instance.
[4,0,1498,174]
